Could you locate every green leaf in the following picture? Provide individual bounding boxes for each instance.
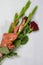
[8,13,18,33]
[15,39,21,48]
[18,33,25,40]
[8,24,13,33]
[14,13,18,25]
[21,36,29,45]
[28,27,33,33]
[7,52,17,57]
[24,6,38,27]
[18,0,31,18]
[23,25,29,33]
[0,47,9,54]
[23,25,33,34]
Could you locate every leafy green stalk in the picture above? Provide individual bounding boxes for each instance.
[18,0,31,19]
[0,1,31,62]
[0,6,38,60]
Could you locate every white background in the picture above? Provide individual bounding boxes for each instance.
[0,0,43,65]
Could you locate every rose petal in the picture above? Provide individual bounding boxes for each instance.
[30,21,39,31]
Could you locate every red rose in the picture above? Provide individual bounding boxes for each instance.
[30,21,39,31]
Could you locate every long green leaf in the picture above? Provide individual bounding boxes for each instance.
[8,23,13,33]
[24,6,38,27]
[14,13,18,25]
[18,0,31,19]
[8,13,18,33]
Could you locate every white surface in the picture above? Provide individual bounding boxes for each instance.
[0,0,43,65]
